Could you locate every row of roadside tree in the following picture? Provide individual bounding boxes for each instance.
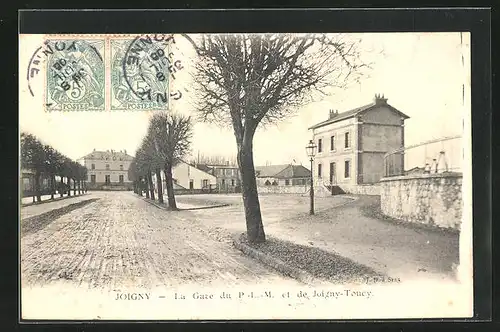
[20,132,88,203]
[128,112,193,211]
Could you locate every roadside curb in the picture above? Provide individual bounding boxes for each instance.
[21,193,90,208]
[232,233,320,286]
[140,196,229,211]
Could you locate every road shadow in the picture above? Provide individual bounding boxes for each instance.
[21,198,100,237]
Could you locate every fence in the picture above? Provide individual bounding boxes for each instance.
[384,135,463,178]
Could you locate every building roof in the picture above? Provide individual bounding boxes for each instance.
[195,164,213,173]
[308,97,410,130]
[82,150,134,161]
[255,164,311,179]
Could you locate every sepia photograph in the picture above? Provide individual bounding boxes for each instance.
[19,28,473,320]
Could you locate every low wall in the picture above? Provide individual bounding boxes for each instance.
[380,173,462,231]
[257,185,307,194]
[339,184,381,196]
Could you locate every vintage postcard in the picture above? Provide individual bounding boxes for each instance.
[19,31,473,320]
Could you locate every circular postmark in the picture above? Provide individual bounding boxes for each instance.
[27,38,105,111]
[122,34,183,107]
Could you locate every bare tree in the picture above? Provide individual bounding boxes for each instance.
[191,152,237,166]
[136,137,162,201]
[148,112,192,210]
[183,33,369,243]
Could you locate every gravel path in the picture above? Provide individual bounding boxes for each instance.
[20,191,300,289]
[172,194,459,281]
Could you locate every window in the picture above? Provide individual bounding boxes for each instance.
[231,179,235,186]
[189,179,194,189]
[91,163,95,170]
[345,132,351,149]
[318,138,323,153]
[221,179,226,186]
[119,175,124,183]
[91,175,96,183]
[330,135,335,151]
[105,164,110,170]
[105,175,111,184]
[285,179,290,185]
[318,163,322,178]
[344,160,351,178]
[265,180,271,186]
[120,165,123,171]
[202,179,209,187]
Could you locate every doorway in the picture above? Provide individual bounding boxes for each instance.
[329,162,336,184]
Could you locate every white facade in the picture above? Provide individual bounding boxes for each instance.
[312,117,359,186]
[80,149,134,187]
[152,161,217,190]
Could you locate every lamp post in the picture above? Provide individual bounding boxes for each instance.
[305,139,317,215]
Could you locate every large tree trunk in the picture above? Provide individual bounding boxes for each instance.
[73,179,77,196]
[78,180,81,195]
[164,164,177,210]
[155,168,164,204]
[50,175,56,200]
[60,176,64,197]
[34,172,42,202]
[237,139,266,243]
[147,171,155,200]
[138,177,143,196]
[67,177,71,197]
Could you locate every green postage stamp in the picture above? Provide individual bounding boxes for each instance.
[40,35,176,111]
[110,35,173,110]
[45,39,106,111]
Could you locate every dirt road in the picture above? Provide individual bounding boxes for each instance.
[20,191,299,289]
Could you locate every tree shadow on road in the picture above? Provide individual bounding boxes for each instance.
[21,198,100,237]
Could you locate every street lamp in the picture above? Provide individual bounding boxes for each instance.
[305,139,317,215]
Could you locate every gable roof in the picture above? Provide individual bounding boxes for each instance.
[178,160,216,178]
[255,164,311,179]
[195,164,213,174]
[255,165,289,178]
[308,102,410,130]
[274,165,311,179]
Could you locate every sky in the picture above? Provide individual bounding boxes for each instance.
[19,32,470,167]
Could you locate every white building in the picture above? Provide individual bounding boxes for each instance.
[79,149,134,189]
[152,160,217,192]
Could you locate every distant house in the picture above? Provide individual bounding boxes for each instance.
[20,168,52,197]
[80,149,134,190]
[152,160,217,192]
[308,94,409,193]
[196,163,241,192]
[255,164,311,187]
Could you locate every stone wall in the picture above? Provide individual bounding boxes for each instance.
[380,173,462,230]
[258,185,308,194]
[339,183,381,195]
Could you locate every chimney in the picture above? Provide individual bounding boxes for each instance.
[124,149,127,155]
[374,93,388,105]
[93,148,96,152]
[329,109,337,119]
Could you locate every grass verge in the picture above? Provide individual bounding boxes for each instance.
[235,233,384,284]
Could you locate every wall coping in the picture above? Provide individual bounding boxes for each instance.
[379,172,463,182]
